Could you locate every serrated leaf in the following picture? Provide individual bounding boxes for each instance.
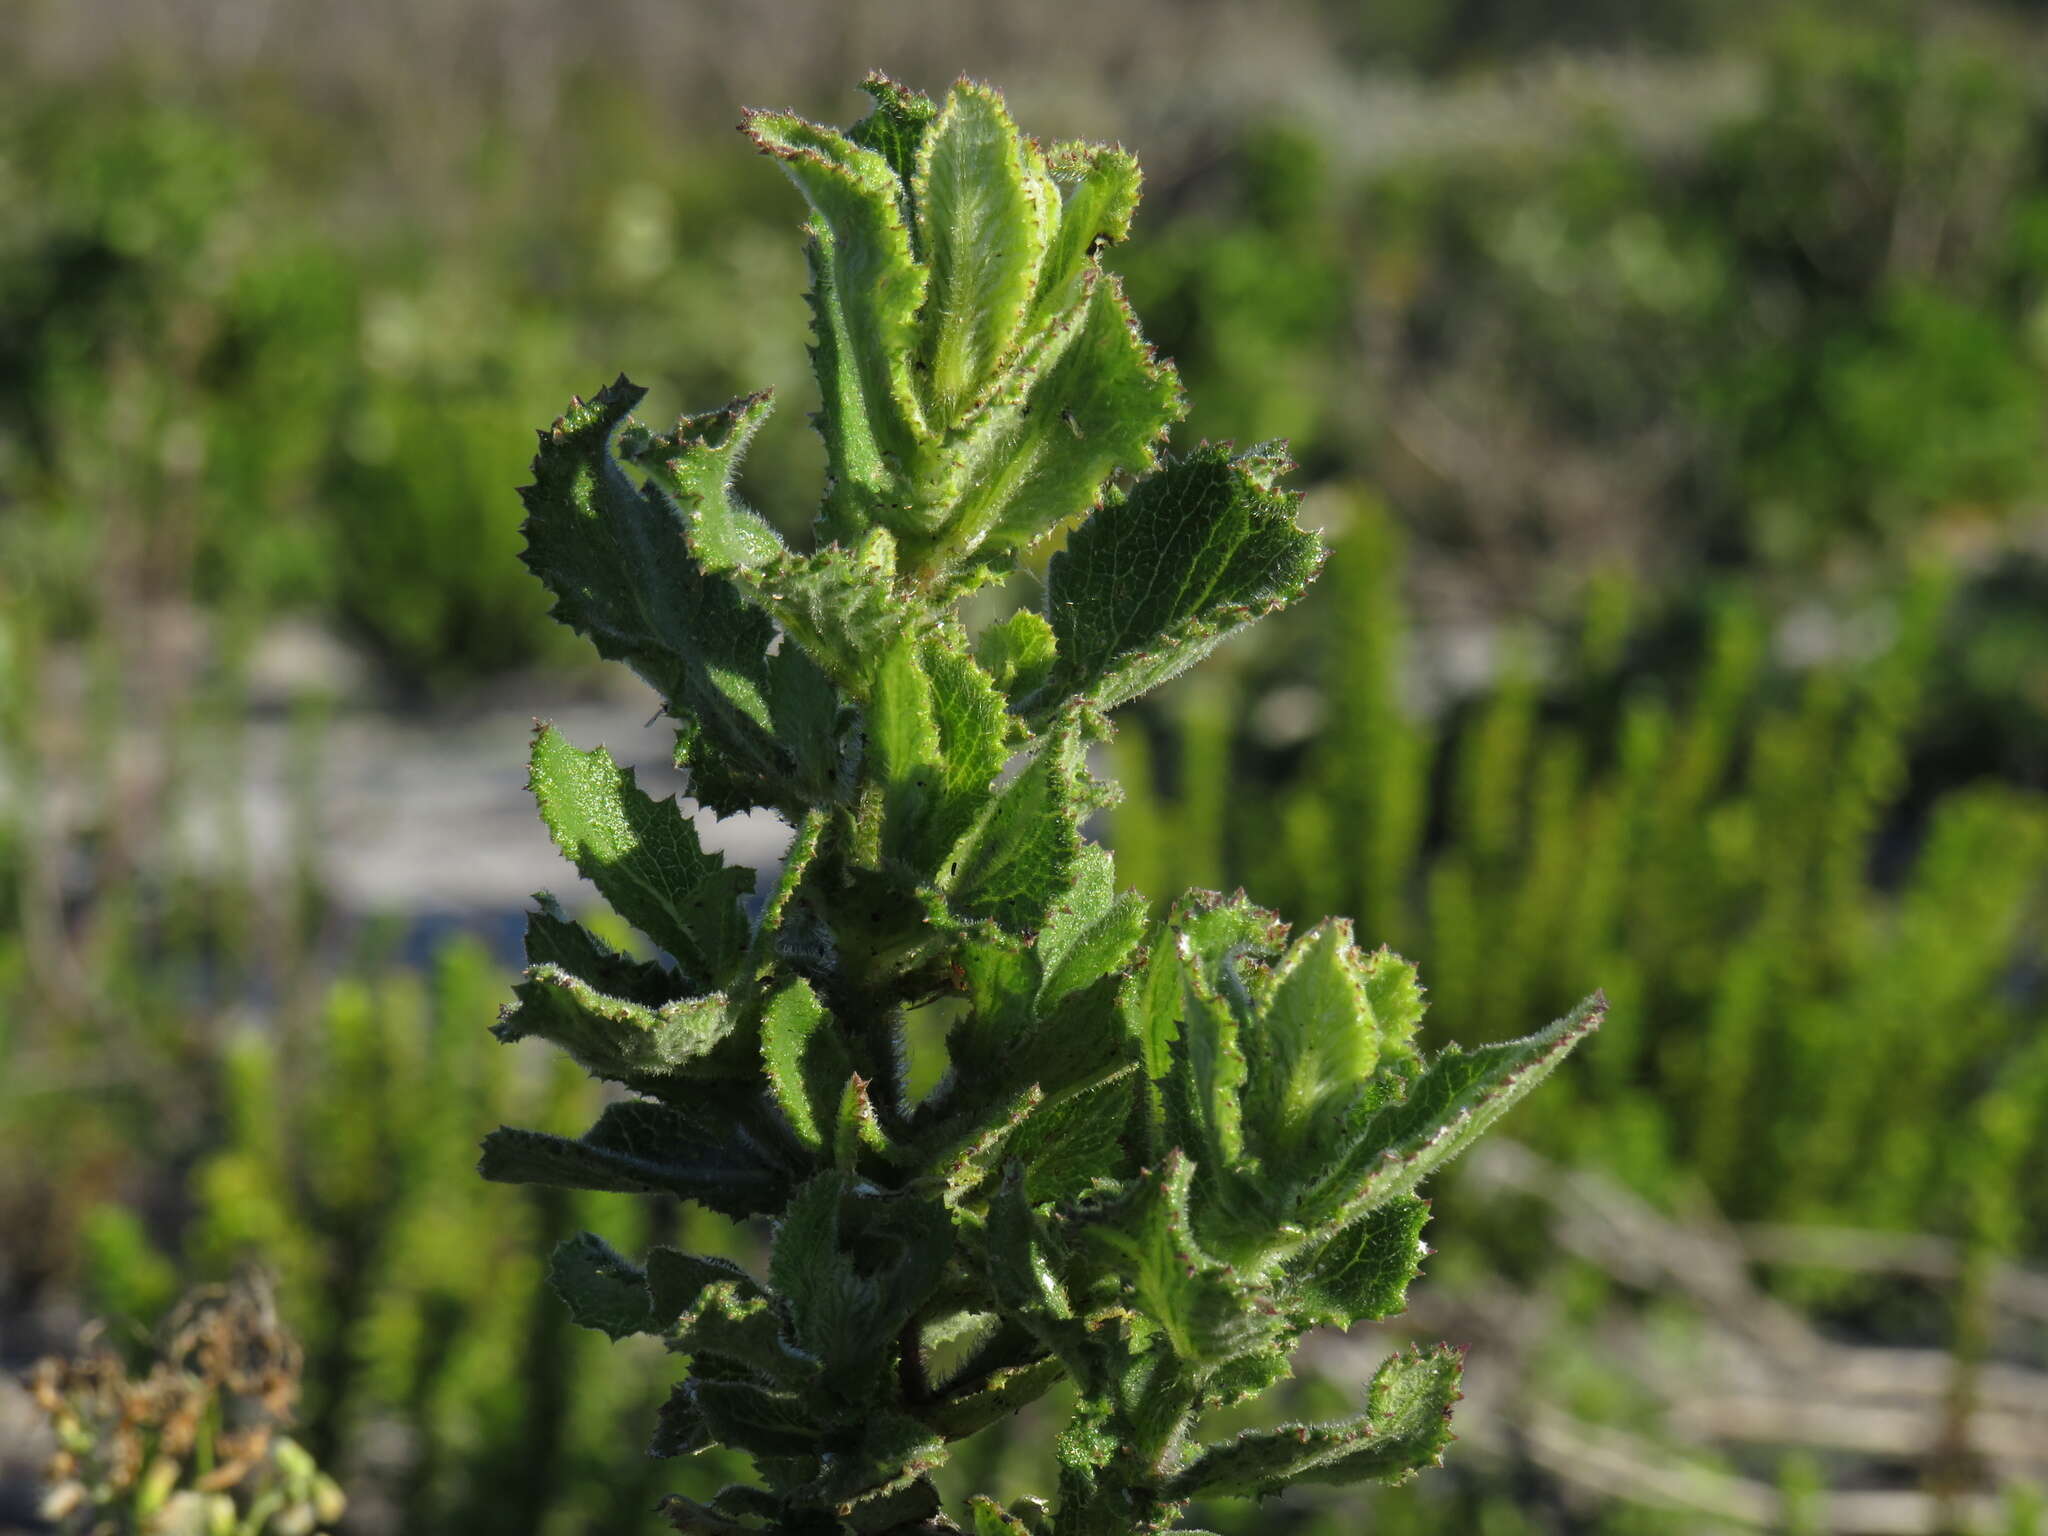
[914,271,1181,577]
[689,1377,827,1457]
[920,1355,1065,1440]
[1034,844,1147,1010]
[674,1280,812,1389]
[650,1383,711,1459]
[548,1232,653,1340]
[1088,1152,1282,1367]
[1363,945,1426,1083]
[744,109,927,539]
[646,1245,765,1321]
[1035,143,1141,317]
[529,727,752,984]
[848,73,936,199]
[832,1072,895,1172]
[760,977,849,1155]
[1035,444,1321,717]
[1167,1345,1463,1498]
[913,80,1052,424]
[520,894,686,1007]
[478,1099,793,1220]
[1004,1068,1139,1203]
[1239,920,1378,1166]
[630,389,783,573]
[520,380,824,816]
[495,965,740,1090]
[870,628,1008,874]
[968,1495,1034,1536]
[976,609,1057,700]
[1283,1195,1430,1330]
[1307,995,1604,1225]
[770,1174,952,1403]
[950,715,1087,932]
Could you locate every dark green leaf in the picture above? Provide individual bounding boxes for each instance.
[1037,444,1321,716]
[548,1232,653,1340]
[760,977,850,1155]
[1167,1344,1462,1497]
[950,715,1087,932]
[478,1099,793,1219]
[1284,1196,1430,1330]
[494,965,740,1089]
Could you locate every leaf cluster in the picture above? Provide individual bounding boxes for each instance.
[484,73,1597,1536]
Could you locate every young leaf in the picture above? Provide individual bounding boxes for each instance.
[869,627,1008,874]
[1088,1152,1282,1367]
[848,72,937,199]
[976,608,1058,700]
[743,109,927,535]
[1239,920,1379,1164]
[913,80,1053,424]
[759,977,850,1155]
[528,726,752,984]
[1035,143,1142,317]
[1308,994,1605,1225]
[1034,844,1147,1011]
[1166,1345,1463,1497]
[1035,443,1322,717]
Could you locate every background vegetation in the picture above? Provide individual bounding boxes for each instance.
[4,1,2045,1531]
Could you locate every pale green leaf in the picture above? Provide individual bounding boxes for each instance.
[913,80,1053,424]
[528,726,752,984]
[869,627,1007,873]
[1035,142,1141,317]
[759,977,848,1155]
[1239,919,1377,1165]
[975,608,1057,700]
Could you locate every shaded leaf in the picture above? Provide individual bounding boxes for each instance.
[478,1099,793,1220]
[549,1232,652,1340]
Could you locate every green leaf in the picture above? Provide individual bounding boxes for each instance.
[743,109,927,539]
[1123,892,1288,1081]
[847,73,936,198]
[976,609,1057,700]
[1283,1195,1430,1330]
[1034,844,1147,1010]
[1035,143,1141,317]
[1166,1345,1463,1497]
[969,1494,1036,1536]
[690,1377,827,1457]
[760,977,850,1155]
[1004,1068,1139,1203]
[646,1245,765,1322]
[529,726,753,984]
[913,80,1054,425]
[478,1099,793,1220]
[1307,995,1605,1225]
[869,628,1008,874]
[913,271,1181,576]
[520,379,826,816]
[1036,444,1321,716]
[1088,1152,1282,1367]
[520,894,685,1007]
[650,1384,711,1459]
[950,715,1087,931]
[673,1280,812,1389]
[1239,920,1378,1165]
[770,1174,953,1403]
[548,1232,653,1340]
[628,389,783,574]
[494,965,741,1090]
[920,1355,1065,1440]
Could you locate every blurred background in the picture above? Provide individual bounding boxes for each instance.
[3,0,2046,1531]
